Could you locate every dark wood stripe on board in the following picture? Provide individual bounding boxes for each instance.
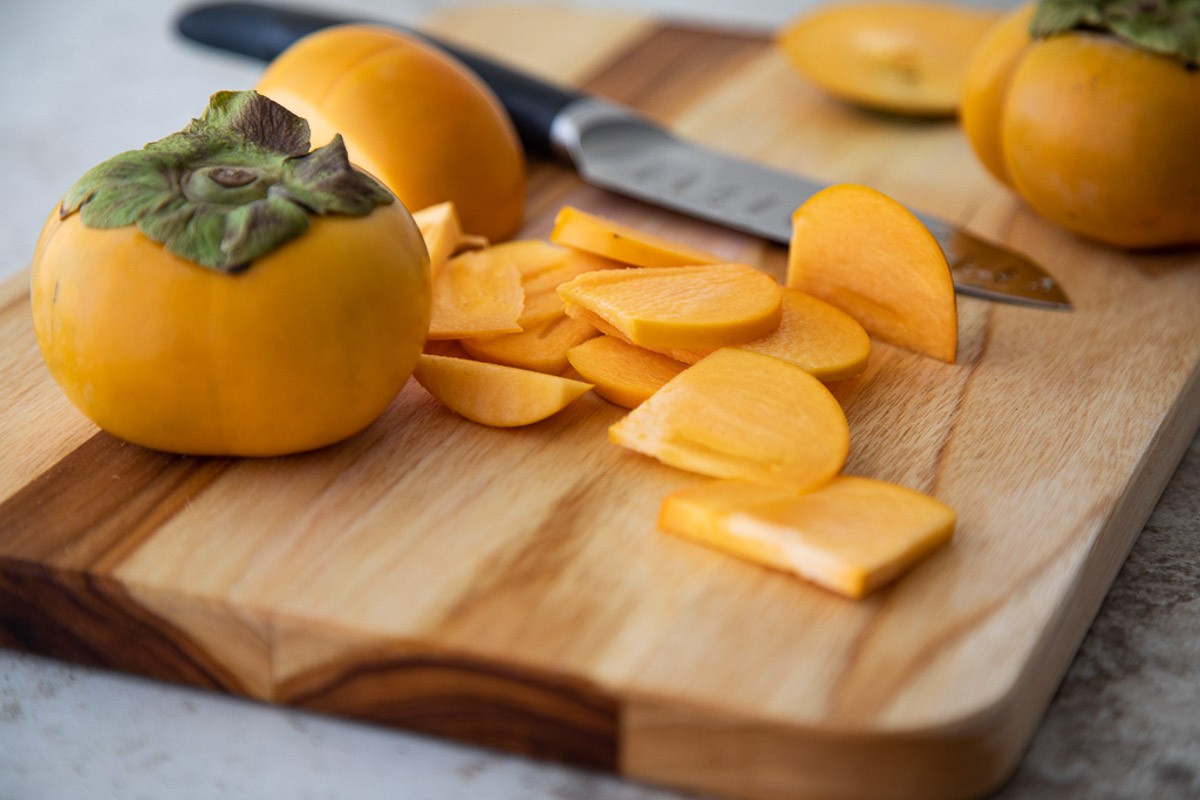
[281,652,619,770]
[0,431,231,569]
[0,564,256,694]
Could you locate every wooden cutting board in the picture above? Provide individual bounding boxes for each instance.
[3,6,1199,800]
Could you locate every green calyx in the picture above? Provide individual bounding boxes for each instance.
[1031,0,1200,63]
[62,90,393,273]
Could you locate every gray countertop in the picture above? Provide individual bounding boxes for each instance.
[2,2,1198,799]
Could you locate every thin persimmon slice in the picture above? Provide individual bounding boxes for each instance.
[462,314,599,375]
[609,348,849,492]
[413,354,592,427]
[610,289,871,381]
[787,184,957,363]
[558,263,783,350]
[659,476,957,598]
[566,335,688,408]
[427,247,524,340]
[736,289,870,379]
[550,206,722,268]
[519,250,620,329]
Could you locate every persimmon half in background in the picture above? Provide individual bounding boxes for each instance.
[257,24,526,243]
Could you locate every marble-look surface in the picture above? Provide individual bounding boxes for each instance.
[2,1,1198,799]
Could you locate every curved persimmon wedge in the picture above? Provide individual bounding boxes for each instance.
[413,354,592,427]
[786,184,957,363]
[659,476,957,597]
[567,335,688,409]
[558,263,783,350]
[550,206,721,268]
[609,348,849,492]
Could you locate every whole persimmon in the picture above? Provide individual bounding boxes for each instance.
[961,1,1200,249]
[31,91,431,456]
[256,24,526,243]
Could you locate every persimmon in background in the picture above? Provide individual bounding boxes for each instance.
[777,2,998,116]
[257,25,526,242]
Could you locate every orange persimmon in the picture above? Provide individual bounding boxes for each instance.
[609,348,849,492]
[256,24,525,241]
[550,206,722,267]
[558,263,783,350]
[659,476,957,597]
[413,354,592,427]
[31,92,431,457]
[960,3,1200,249]
[778,2,999,117]
[787,184,956,363]
[566,335,688,408]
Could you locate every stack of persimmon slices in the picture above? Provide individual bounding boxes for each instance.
[409,194,958,597]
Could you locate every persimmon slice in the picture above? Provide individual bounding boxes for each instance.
[609,348,849,491]
[427,247,525,340]
[413,354,592,427]
[519,250,619,329]
[558,264,783,350]
[411,201,465,278]
[550,206,722,268]
[786,184,957,363]
[659,476,957,597]
[615,289,870,381]
[566,335,688,409]
[462,314,598,375]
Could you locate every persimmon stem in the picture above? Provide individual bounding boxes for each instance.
[1031,0,1200,63]
[60,90,393,273]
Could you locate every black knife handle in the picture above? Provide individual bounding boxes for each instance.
[176,1,583,156]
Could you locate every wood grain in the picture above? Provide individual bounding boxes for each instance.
[2,8,1200,800]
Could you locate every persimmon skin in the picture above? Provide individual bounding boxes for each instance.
[31,201,431,456]
[257,25,526,243]
[958,4,1035,188]
[962,8,1200,249]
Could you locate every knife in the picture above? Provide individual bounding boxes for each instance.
[177,2,1072,311]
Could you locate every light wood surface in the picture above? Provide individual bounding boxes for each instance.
[3,6,1200,800]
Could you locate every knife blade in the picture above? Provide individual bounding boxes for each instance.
[176,2,1072,311]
